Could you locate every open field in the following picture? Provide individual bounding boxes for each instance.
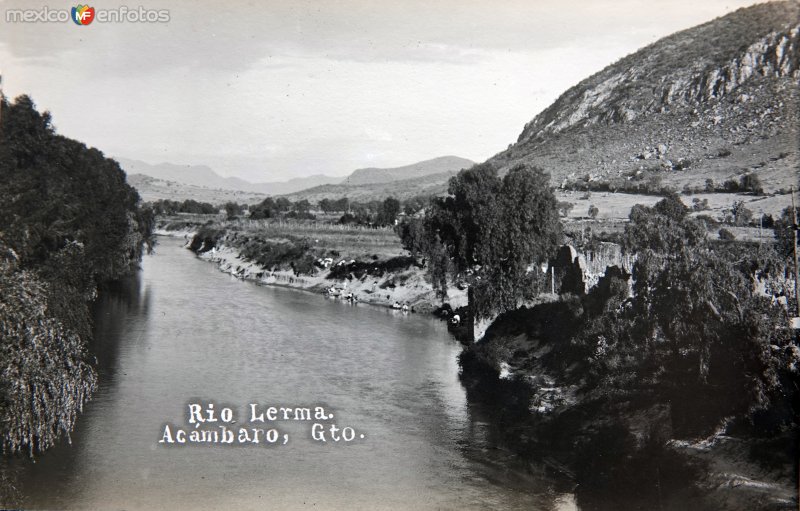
[559,190,794,221]
[229,218,406,259]
[157,214,406,260]
[130,174,269,204]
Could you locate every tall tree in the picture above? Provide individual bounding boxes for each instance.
[378,197,401,226]
[418,163,562,319]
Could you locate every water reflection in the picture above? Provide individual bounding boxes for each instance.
[9,238,574,510]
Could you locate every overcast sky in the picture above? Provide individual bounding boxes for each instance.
[0,0,762,181]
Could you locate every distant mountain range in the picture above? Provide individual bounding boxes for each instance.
[117,155,475,198]
[124,2,797,206]
[115,157,341,196]
[341,156,475,186]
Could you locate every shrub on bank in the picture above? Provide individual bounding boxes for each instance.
[458,194,798,502]
[0,95,153,455]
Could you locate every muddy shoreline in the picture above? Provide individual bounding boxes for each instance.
[155,228,467,314]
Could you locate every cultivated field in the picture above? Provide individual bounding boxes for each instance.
[158,214,406,260]
[558,190,794,221]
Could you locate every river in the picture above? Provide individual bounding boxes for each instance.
[10,237,576,510]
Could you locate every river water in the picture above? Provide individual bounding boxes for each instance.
[10,238,576,510]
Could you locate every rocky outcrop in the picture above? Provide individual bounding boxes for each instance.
[474,243,633,342]
[549,242,634,295]
[490,1,799,193]
[516,4,799,143]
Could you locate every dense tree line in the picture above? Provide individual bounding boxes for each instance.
[563,170,766,196]
[460,193,798,503]
[0,95,154,455]
[338,197,402,227]
[397,163,562,321]
[150,198,218,215]
[248,197,315,220]
[151,192,430,229]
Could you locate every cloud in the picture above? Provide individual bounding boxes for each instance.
[1,0,762,72]
[0,0,764,181]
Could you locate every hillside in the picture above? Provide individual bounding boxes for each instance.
[282,170,458,202]
[127,173,269,204]
[117,158,342,195]
[488,1,799,193]
[124,155,474,203]
[341,156,475,185]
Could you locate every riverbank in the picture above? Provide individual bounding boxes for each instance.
[457,297,798,511]
[155,218,467,313]
[10,238,569,511]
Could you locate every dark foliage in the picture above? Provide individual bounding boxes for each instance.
[326,256,418,280]
[410,163,562,318]
[0,95,154,455]
[150,199,217,215]
[458,192,798,502]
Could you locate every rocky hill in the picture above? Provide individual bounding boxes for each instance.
[117,158,342,195]
[282,170,459,203]
[127,173,269,204]
[489,1,799,193]
[341,156,475,186]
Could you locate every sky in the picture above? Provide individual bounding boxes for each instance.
[0,0,763,182]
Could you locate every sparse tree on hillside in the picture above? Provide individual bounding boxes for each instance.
[730,200,753,226]
[740,173,764,195]
[692,197,709,211]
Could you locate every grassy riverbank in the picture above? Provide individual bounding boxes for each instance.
[156,215,467,312]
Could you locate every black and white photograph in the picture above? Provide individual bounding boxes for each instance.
[0,1,798,509]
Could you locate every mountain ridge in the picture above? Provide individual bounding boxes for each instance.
[342,156,475,186]
[119,155,474,198]
[282,170,460,203]
[115,157,342,196]
[489,0,799,193]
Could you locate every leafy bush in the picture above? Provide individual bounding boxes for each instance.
[692,197,710,211]
[718,228,736,240]
[188,227,224,253]
[739,173,764,195]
